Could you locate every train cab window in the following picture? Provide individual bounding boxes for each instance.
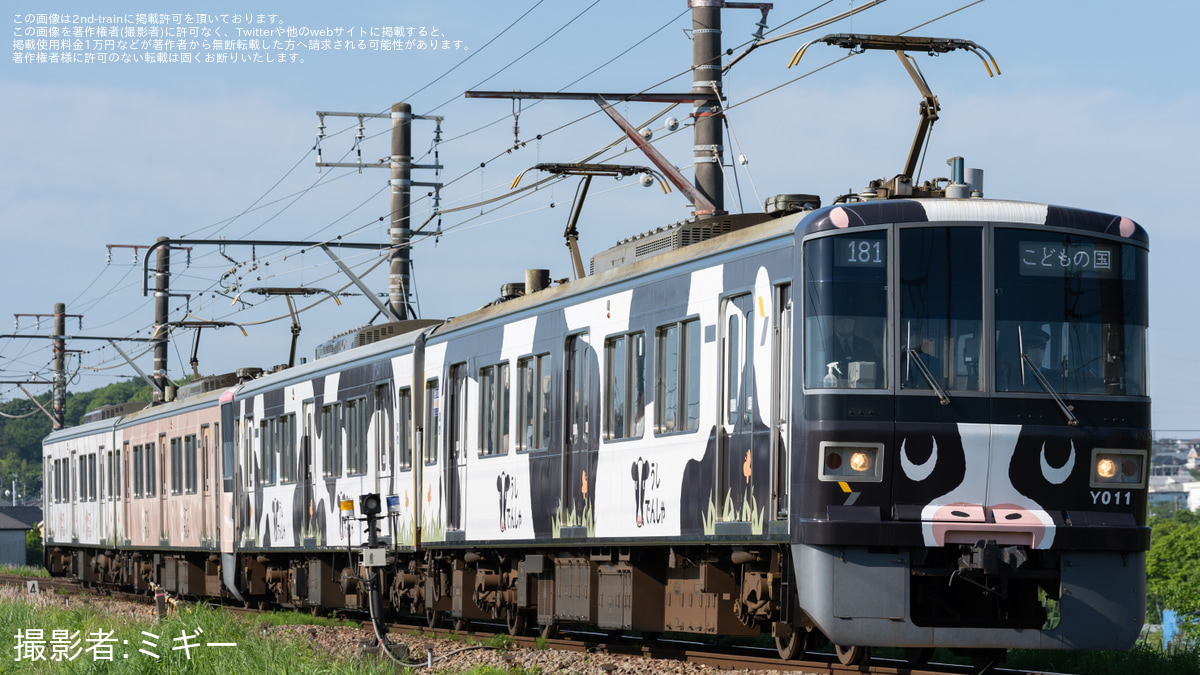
[374,384,392,472]
[221,404,235,491]
[994,230,1148,395]
[322,403,343,478]
[517,355,551,452]
[899,227,984,392]
[479,363,510,457]
[280,414,297,483]
[605,332,645,440]
[804,231,889,389]
[347,399,367,475]
[424,379,439,465]
[656,320,701,434]
[397,387,412,471]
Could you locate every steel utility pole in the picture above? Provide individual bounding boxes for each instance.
[153,236,170,400]
[52,303,65,429]
[315,106,443,321]
[692,0,724,214]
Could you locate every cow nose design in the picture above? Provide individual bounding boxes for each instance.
[929,502,1045,548]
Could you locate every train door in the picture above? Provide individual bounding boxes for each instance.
[562,334,596,532]
[772,284,793,521]
[446,363,468,531]
[201,424,212,542]
[121,442,129,545]
[301,400,313,541]
[719,294,765,524]
[70,449,77,541]
[374,383,391,499]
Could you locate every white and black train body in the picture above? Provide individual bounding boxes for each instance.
[44,195,1150,662]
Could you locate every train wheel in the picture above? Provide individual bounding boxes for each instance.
[452,617,468,633]
[835,644,869,666]
[505,607,526,636]
[538,623,558,640]
[775,628,809,661]
[903,647,933,665]
[425,608,444,628]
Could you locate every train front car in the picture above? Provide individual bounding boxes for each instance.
[793,199,1149,658]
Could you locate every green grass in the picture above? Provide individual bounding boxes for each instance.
[0,592,409,674]
[0,564,50,577]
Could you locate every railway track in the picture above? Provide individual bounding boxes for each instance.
[0,574,1061,675]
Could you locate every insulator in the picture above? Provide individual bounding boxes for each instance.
[105,250,111,264]
[355,116,364,140]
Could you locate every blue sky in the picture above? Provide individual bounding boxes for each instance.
[1,0,1197,435]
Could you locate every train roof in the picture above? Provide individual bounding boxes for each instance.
[800,198,1148,243]
[234,319,432,398]
[43,415,119,446]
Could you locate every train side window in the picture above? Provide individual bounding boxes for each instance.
[147,440,158,497]
[804,231,889,389]
[347,398,367,475]
[185,434,198,494]
[322,403,343,478]
[656,320,700,434]
[280,413,297,483]
[375,384,392,473]
[397,387,412,471]
[479,362,510,457]
[170,438,183,495]
[117,444,125,498]
[605,332,645,440]
[89,453,97,502]
[133,446,142,498]
[518,354,551,452]
[424,379,439,465]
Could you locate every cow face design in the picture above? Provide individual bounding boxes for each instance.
[496,472,522,532]
[631,457,666,527]
[902,423,1063,549]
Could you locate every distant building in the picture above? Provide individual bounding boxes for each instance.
[0,512,31,566]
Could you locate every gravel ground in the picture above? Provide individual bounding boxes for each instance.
[270,622,813,674]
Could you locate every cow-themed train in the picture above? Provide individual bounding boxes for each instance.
[44,183,1150,665]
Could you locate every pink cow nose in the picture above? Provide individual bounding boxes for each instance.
[929,502,1045,548]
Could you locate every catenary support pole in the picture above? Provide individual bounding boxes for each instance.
[692,1,725,216]
[51,303,65,430]
[153,237,170,401]
[390,102,413,320]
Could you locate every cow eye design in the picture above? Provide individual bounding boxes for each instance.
[900,438,937,482]
[1040,441,1075,485]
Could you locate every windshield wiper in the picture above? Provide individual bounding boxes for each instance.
[1019,331,1079,426]
[906,347,951,405]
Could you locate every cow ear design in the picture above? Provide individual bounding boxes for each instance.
[641,462,650,480]
[1040,441,1075,485]
[631,462,640,481]
[901,438,937,482]
[497,475,503,492]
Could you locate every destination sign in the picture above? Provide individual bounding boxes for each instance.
[835,238,886,268]
[1019,241,1118,277]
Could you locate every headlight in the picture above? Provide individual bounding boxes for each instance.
[1090,449,1146,488]
[819,442,883,482]
[849,452,871,473]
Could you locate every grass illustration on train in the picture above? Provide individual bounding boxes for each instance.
[42,7,1149,670]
